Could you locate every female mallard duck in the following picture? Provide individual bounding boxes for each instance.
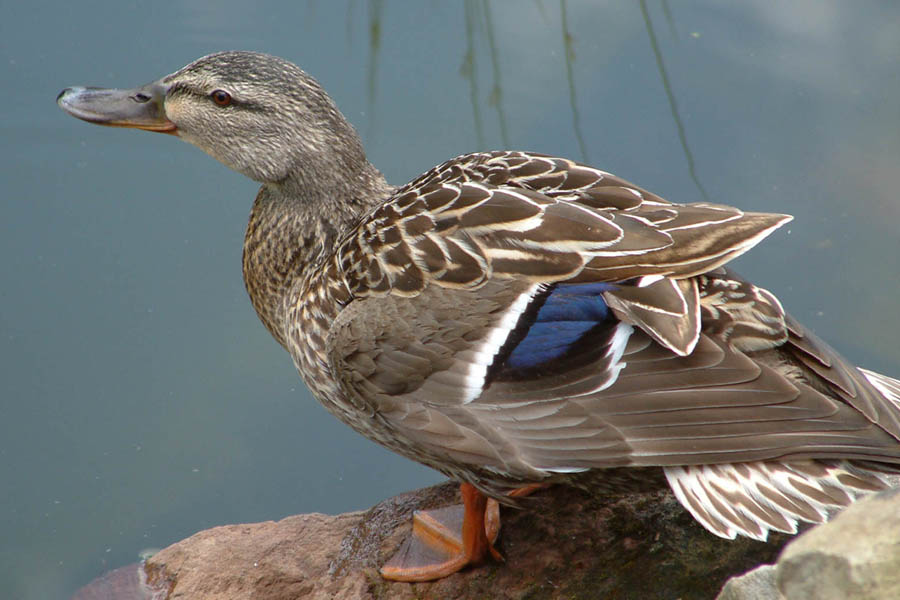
[59,51,900,581]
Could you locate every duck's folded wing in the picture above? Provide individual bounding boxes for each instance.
[326,278,900,487]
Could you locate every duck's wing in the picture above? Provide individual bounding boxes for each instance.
[324,152,900,489]
[327,281,900,489]
[337,151,787,357]
[340,151,790,294]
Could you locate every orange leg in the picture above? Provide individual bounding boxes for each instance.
[461,482,504,563]
[381,482,502,581]
[507,482,548,499]
[380,482,550,581]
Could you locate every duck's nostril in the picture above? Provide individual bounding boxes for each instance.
[132,93,152,103]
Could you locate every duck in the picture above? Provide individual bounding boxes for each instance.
[58,51,900,582]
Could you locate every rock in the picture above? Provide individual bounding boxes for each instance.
[70,562,158,600]
[775,487,900,599]
[74,481,791,600]
[714,487,900,600]
[145,511,369,600]
[716,564,780,600]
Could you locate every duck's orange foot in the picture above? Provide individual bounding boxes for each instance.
[380,482,502,582]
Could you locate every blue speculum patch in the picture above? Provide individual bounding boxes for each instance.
[505,282,616,369]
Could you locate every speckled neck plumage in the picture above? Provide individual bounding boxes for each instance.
[242,158,392,349]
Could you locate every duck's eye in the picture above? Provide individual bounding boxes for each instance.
[210,90,232,107]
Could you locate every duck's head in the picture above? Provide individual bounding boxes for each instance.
[58,51,369,189]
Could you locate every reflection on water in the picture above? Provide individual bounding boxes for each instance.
[561,0,590,163]
[2,1,899,598]
[639,0,709,201]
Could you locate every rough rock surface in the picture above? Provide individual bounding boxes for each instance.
[776,487,900,599]
[715,564,779,600]
[716,487,900,600]
[74,481,792,600]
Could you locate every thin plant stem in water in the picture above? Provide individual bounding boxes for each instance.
[561,0,589,163]
[462,0,486,149]
[661,0,678,41]
[639,0,709,201]
[482,0,510,147]
[366,0,384,143]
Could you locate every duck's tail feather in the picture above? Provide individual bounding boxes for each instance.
[860,368,900,411]
[664,459,896,541]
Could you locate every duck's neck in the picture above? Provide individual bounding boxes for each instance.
[242,160,392,348]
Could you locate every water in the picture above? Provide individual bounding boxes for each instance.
[2,1,899,597]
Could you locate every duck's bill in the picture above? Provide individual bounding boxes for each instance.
[57,84,177,134]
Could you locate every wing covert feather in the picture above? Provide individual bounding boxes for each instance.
[336,152,791,298]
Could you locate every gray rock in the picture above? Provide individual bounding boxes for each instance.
[775,487,900,600]
[717,488,900,600]
[716,564,780,600]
